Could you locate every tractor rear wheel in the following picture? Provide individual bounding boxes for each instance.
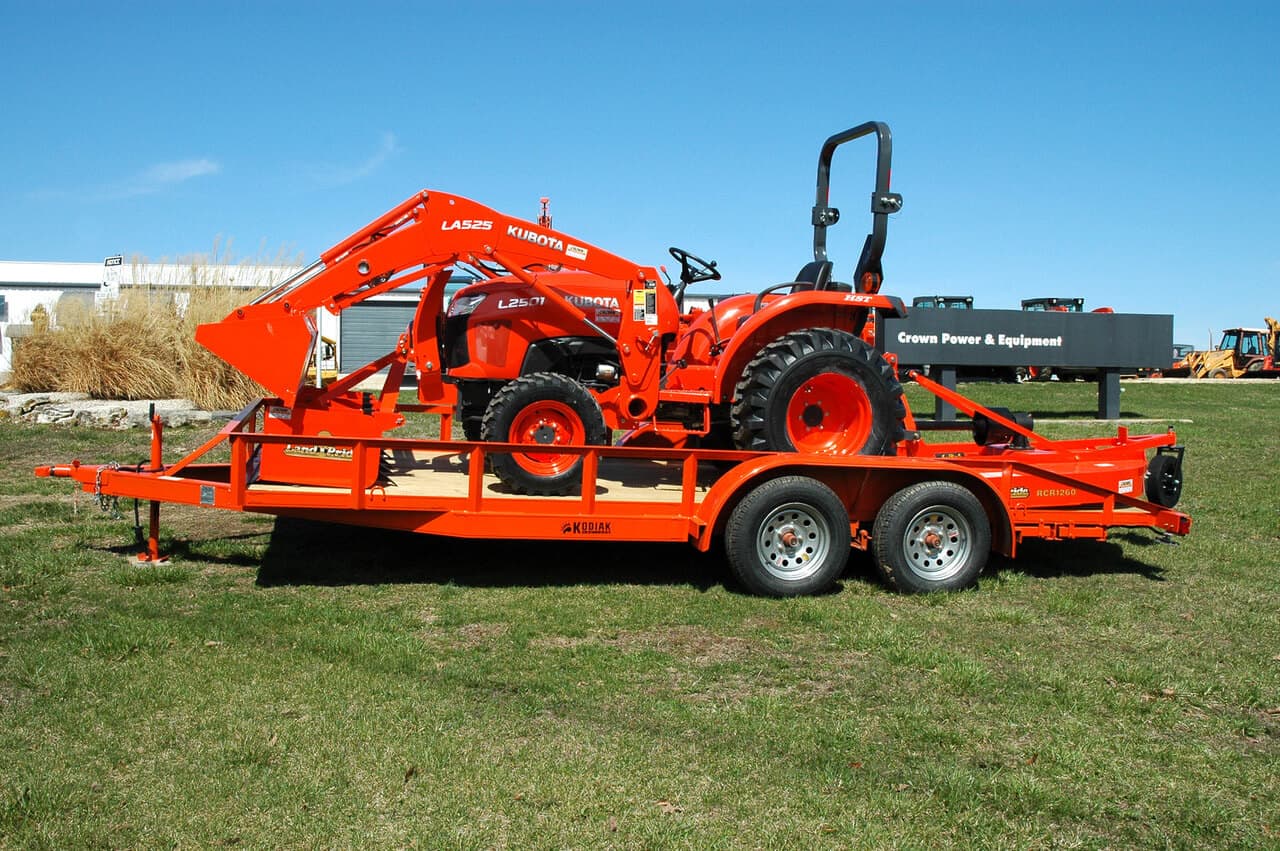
[481,373,608,495]
[732,328,905,455]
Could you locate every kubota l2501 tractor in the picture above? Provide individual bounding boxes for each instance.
[197,122,909,495]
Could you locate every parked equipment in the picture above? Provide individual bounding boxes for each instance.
[1184,319,1280,378]
[1158,343,1197,377]
[912,295,974,310]
[34,121,1192,596]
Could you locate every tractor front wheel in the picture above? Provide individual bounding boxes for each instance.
[481,373,608,495]
[732,328,905,455]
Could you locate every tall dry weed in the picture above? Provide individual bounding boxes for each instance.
[175,283,268,410]
[9,330,65,392]
[10,245,300,407]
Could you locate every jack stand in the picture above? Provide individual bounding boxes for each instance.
[137,500,167,563]
[137,405,170,564]
[1154,530,1181,546]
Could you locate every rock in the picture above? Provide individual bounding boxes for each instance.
[19,395,51,415]
[36,406,76,424]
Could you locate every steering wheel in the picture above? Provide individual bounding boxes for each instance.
[668,247,721,287]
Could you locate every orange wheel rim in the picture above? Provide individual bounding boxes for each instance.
[509,400,583,475]
[785,372,872,454]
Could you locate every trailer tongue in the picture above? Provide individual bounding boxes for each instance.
[35,374,1189,596]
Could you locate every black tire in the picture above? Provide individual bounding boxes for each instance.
[480,372,608,495]
[872,481,991,593]
[460,407,485,441]
[725,476,851,597]
[731,328,905,455]
[1208,368,1229,379]
[1144,453,1183,507]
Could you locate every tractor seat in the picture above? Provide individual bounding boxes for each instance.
[794,260,852,293]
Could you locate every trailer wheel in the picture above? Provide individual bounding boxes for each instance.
[1144,452,1183,508]
[873,481,990,593]
[481,372,608,495]
[732,328,905,456]
[725,476,851,597]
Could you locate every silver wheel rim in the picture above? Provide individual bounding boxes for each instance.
[902,504,973,582]
[755,502,831,582]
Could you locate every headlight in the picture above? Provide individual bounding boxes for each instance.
[447,294,486,317]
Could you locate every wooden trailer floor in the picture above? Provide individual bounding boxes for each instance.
[248,449,721,504]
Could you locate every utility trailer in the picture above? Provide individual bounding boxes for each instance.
[36,374,1190,596]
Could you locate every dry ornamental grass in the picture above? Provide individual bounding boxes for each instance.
[9,253,286,409]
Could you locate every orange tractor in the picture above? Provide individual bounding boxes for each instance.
[197,122,909,494]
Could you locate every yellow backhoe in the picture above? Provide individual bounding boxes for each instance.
[1186,317,1280,378]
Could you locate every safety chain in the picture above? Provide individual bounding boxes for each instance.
[93,462,123,519]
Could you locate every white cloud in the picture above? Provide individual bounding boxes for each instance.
[307,132,401,187]
[29,157,222,202]
[138,158,220,187]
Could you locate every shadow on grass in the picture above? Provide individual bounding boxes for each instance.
[255,517,724,592]
[104,532,267,568]
[253,518,1165,593]
[997,537,1167,583]
[1023,409,1148,420]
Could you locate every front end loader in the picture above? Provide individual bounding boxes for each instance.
[196,122,910,495]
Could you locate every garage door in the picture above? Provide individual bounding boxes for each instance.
[339,300,417,373]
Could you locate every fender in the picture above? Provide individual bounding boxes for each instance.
[708,290,906,402]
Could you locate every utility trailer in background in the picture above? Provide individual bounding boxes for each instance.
[36,374,1190,597]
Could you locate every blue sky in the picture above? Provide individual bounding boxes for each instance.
[2,1,1276,343]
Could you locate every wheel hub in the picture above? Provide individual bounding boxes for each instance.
[801,402,824,428]
[755,503,832,581]
[902,506,973,581]
[530,423,559,444]
[917,525,951,557]
[778,526,802,553]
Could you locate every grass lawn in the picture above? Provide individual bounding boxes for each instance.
[1,381,1277,848]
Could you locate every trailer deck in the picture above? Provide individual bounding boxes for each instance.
[36,377,1191,596]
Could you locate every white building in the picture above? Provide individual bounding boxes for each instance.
[1,257,720,381]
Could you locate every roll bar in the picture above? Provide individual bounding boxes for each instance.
[811,121,903,279]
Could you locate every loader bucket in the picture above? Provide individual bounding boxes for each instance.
[195,305,316,407]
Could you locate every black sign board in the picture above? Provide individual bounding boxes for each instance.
[881,309,1172,369]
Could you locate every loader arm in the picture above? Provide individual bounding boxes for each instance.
[196,190,673,408]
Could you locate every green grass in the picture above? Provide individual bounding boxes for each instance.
[2,381,1278,847]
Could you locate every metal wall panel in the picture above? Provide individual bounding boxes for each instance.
[339,301,417,373]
